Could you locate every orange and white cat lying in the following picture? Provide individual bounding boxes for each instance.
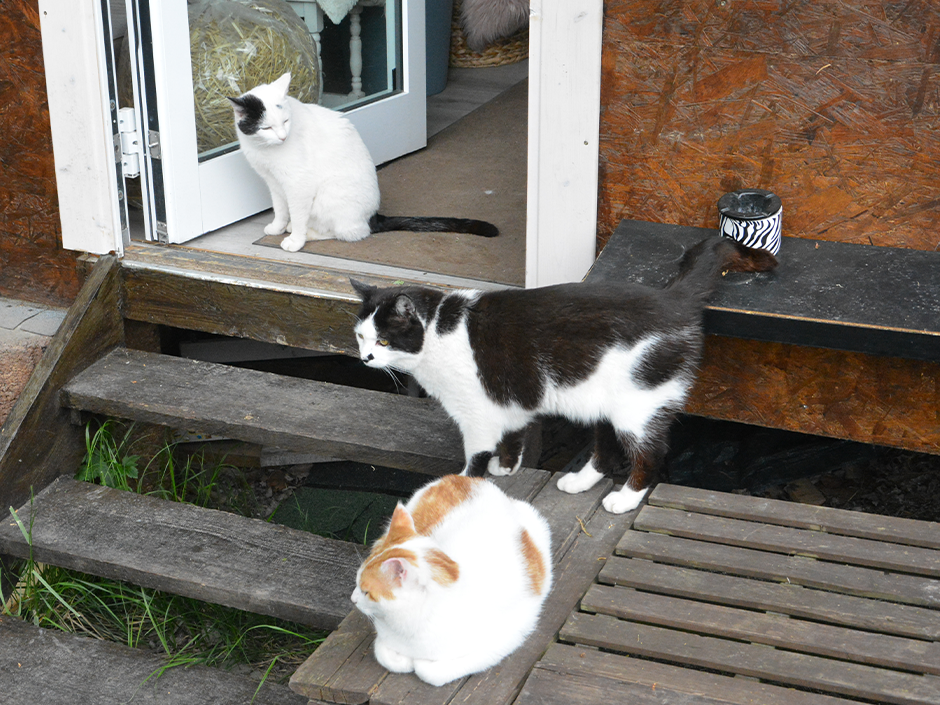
[351,475,552,686]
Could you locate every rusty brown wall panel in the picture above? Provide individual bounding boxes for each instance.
[0,1,80,306]
[598,0,940,252]
[688,336,940,454]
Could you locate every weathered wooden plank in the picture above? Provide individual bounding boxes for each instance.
[288,468,553,704]
[0,477,362,630]
[649,484,940,549]
[533,643,854,705]
[61,348,464,476]
[0,614,306,705]
[635,505,940,577]
[588,221,940,361]
[599,555,940,640]
[581,583,940,676]
[560,612,939,705]
[119,248,489,358]
[515,665,733,705]
[617,529,940,607]
[0,256,123,515]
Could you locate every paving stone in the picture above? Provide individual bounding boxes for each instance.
[19,308,66,336]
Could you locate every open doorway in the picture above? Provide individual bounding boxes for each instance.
[187,60,529,287]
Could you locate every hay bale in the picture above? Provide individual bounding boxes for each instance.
[189,0,321,153]
[118,0,320,155]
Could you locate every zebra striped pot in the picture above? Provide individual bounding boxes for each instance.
[717,189,782,256]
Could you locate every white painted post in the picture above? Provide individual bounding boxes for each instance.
[526,0,604,287]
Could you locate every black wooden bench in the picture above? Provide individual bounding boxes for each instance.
[588,219,940,362]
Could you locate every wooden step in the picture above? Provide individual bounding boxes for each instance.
[61,347,464,476]
[590,219,940,362]
[0,476,363,630]
[0,614,306,704]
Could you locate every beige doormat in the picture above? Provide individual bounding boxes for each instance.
[254,79,527,286]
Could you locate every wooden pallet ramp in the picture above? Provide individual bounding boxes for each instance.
[61,347,464,476]
[0,476,363,630]
[539,484,940,705]
[289,468,639,705]
[0,614,306,704]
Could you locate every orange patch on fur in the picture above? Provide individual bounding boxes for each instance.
[519,529,547,595]
[426,548,460,586]
[411,475,481,536]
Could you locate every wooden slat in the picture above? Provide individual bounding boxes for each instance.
[650,484,940,549]
[0,256,123,515]
[515,664,733,705]
[289,469,553,704]
[581,583,940,676]
[0,614,306,705]
[61,348,464,476]
[599,555,940,640]
[561,612,939,705]
[527,643,857,705]
[0,477,362,630]
[618,529,940,607]
[635,505,940,577]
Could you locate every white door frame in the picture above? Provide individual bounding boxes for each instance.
[39,0,603,286]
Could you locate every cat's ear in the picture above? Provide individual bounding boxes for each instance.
[380,557,410,587]
[393,295,417,320]
[386,504,417,544]
[227,96,247,119]
[350,278,376,300]
[272,72,292,98]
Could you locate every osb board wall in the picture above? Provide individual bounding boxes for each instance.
[0,0,80,307]
[687,337,940,455]
[597,2,940,454]
[597,0,940,252]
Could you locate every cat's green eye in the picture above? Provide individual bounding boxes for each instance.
[378,339,390,347]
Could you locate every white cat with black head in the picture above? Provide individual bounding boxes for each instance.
[228,73,497,251]
[352,237,777,513]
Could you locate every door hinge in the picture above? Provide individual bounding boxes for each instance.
[118,107,141,178]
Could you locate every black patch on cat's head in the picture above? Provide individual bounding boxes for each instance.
[228,94,265,135]
[352,280,446,355]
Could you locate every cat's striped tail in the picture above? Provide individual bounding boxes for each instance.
[369,214,498,237]
[669,236,778,302]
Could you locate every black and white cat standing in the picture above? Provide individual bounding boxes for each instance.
[352,237,776,513]
[228,73,497,250]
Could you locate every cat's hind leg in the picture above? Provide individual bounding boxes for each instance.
[601,417,672,514]
[557,421,621,495]
[486,427,527,476]
[373,640,414,674]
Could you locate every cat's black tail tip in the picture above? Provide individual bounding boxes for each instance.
[370,214,499,238]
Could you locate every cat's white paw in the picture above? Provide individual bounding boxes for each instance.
[374,641,414,674]
[264,221,288,236]
[556,463,604,494]
[280,234,306,252]
[486,455,519,477]
[601,486,649,514]
[413,659,461,687]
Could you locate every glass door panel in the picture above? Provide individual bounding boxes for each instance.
[127,0,425,244]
